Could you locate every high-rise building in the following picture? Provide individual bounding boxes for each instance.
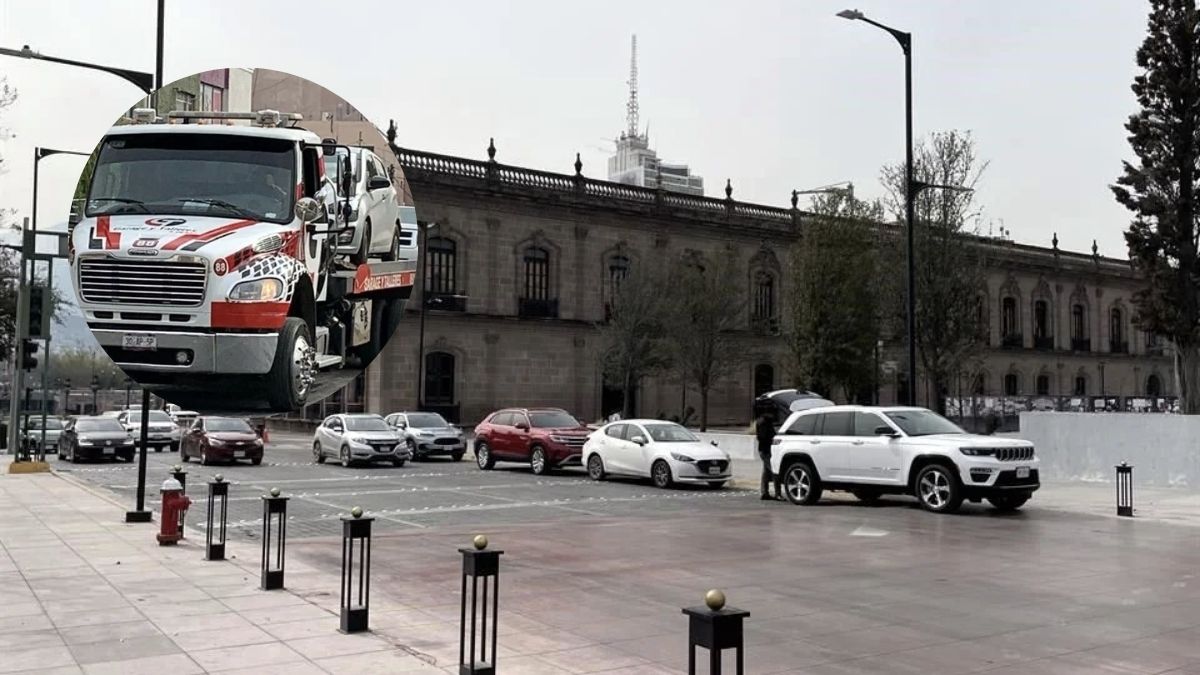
[606,36,704,196]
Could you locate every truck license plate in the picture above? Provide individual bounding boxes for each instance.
[123,333,157,350]
[1016,466,1030,479]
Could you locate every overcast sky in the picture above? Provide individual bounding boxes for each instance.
[0,0,1146,257]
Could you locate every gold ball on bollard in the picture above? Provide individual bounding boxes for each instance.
[473,534,488,550]
[705,589,726,611]
[214,474,224,483]
[172,464,181,472]
[351,506,363,519]
[270,487,280,498]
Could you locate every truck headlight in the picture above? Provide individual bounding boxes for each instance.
[229,277,284,301]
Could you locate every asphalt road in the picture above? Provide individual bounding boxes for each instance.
[58,429,759,541]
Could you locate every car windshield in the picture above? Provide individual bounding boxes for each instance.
[405,413,448,428]
[345,416,391,432]
[86,132,297,224]
[206,418,253,433]
[884,410,966,437]
[127,411,173,424]
[642,423,698,442]
[77,419,126,433]
[322,150,359,185]
[29,418,64,430]
[529,411,579,428]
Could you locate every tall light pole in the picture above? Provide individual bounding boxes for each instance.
[837,9,973,407]
[414,220,440,411]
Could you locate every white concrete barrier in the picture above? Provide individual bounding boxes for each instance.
[694,432,758,460]
[1019,412,1200,487]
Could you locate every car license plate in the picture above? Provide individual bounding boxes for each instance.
[707,466,721,475]
[1016,466,1030,479]
[122,333,157,350]
[102,448,114,455]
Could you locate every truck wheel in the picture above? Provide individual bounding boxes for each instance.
[351,220,370,265]
[265,317,315,411]
[383,222,401,262]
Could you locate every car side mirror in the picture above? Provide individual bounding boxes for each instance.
[367,175,391,191]
[631,435,647,446]
[294,197,323,223]
[875,425,898,437]
[397,422,407,430]
[710,440,719,447]
[516,422,529,432]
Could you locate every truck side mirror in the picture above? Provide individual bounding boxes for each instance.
[294,197,323,223]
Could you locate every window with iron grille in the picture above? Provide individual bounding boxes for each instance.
[608,255,629,302]
[1034,300,1049,338]
[1036,374,1050,396]
[424,352,455,405]
[1147,374,1162,397]
[1110,308,1124,344]
[1001,297,1018,336]
[426,236,456,295]
[524,247,550,301]
[1004,373,1019,396]
[752,271,776,324]
[1071,304,1087,340]
[1074,376,1087,396]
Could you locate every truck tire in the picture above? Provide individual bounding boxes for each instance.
[351,220,370,266]
[265,317,315,411]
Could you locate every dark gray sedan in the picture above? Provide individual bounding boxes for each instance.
[384,412,466,461]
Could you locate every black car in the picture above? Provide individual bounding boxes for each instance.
[59,416,137,463]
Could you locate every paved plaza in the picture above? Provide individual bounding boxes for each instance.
[6,432,1200,673]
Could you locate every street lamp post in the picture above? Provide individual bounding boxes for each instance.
[61,378,70,416]
[125,378,133,409]
[414,220,439,411]
[837,8,973,408]
[874,339,884,405]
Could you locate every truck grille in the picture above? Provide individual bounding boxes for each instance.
[996,447,1035,461]
[79,257,207,307]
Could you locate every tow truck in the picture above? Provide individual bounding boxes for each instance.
[69,109,415,411]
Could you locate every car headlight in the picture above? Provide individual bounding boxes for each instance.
[123,438,134,445]
[254,438,264,446]
[670,452,696,463]
[550,435,571,443]
[959,447,996,456]
[77,437,92,445]
[229,277,284,301]
[209,438,225,447]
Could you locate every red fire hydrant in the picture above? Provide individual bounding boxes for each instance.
[157,477,191,546]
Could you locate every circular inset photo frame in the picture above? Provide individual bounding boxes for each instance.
[67,68,416,414]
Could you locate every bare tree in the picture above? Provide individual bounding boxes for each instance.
[662,251,746,431]
[881,130,989,413]
[598,265,671,419]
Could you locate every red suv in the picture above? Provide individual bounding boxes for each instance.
[473,408,591,474]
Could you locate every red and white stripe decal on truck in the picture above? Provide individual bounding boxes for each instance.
[162,219,258,251]
[91,215,121,250]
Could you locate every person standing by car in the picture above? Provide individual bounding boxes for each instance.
[756,413,777,500]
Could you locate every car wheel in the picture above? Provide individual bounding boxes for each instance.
[852,489,882,505]
[392,458,406,468]
[475,442,495,470]
[340,445,351,468]
[530,446,549,475]
[313,441,326,464]
[915,464,964,513]
[383,222,401,262]
[265,317,315,411]
[71,446,82,464]
[407,439,420,461]
[351,220,370,265]
[200,449,210,466]
[651,459,673,489]
[56,446,66,461]
[451,451,465,462]
[251,457,263,466]
[180,445,189,463]
[988,495,1028,512]
[586,453,606,481]
[782,461,823,505]
[170,442,180,452]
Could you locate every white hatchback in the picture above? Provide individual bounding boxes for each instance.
[582,420,732,489]
[324,146,405,264]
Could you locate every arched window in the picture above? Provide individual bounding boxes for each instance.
[1071,304,1087,341]
[751,271,777,333]
[1034,300,1049,339]
[1147,374,1162,397]
[972,373,986,396]
[1036,374,1050,396]
[523,247,550,301]
[426,236,457,296]
[753,364,774,399]
[1074,375,1087,396]
[1001,298,1018,336]
[608,255,630,300]
[1110,308,1126,352]
[1004,373,1019,396]
[423,352,455,405]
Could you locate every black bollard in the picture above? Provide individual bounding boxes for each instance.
[339,506,373,633]
[683,589,750,675]
[205,475,228,561]
[170,465,188,539]
[459,535,503,675]
[261,487,288,590]
[1116,462,1134,517]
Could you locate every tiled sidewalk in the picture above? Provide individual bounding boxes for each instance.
[0,466,448,674]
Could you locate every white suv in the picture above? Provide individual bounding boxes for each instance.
[769,406,1039,513]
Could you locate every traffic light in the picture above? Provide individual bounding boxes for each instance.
[20,339,38,371]
[27,284,49,340]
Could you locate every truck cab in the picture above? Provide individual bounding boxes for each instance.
[70,109,415,411]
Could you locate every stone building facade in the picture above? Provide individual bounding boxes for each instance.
[362,143,1174,427]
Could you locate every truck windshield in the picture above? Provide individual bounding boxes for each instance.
[86,133,297,224]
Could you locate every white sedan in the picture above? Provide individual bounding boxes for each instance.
[582,420,732,489]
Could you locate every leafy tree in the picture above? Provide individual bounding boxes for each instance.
[789,192,886,402]
[598,265,671,419]
[34,346,127,391]
[881,130,989,413]
[1114,0,1200,414]
[661,251,746,431]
